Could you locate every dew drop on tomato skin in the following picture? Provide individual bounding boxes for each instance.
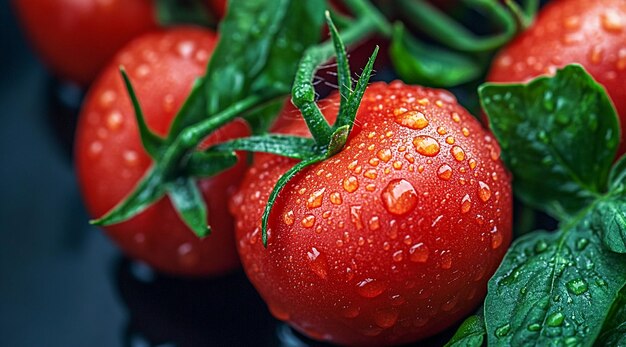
[394,110,429,130]
[478,181,492,202]
[437,164,452,180]
[306,188,325,209]
[343,176,359,193]
[381,179,418,216]
[491,226,504,249]
[301,215,316,228]
[374,308,399,329]
[460,194,472,213]
[450,145,465,161]
[356,278,387,298]
[283,211,295,225]
[601,10,624,33]
[412,135,440,157]
[409,243,429,263]
[307,247,329,280]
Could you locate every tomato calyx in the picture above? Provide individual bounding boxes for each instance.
[211,12,379,246]
[89,0,390,238]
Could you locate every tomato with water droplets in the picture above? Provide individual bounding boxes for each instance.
[231,81,513,345]
[488,0,626,155]
[76,28,248,277]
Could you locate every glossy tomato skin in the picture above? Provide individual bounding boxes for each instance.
[232,81,513,345]
[76,27,247,277]
[14,0,158,86]
[488,0,626,155]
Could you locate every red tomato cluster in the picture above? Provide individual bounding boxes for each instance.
[16,0,626,345]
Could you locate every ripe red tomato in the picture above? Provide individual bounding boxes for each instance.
[231,81,512,345]
[487,0,626,155]
[75,27,248,277]
[13,0,158,86]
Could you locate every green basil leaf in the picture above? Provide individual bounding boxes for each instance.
[609,155,626,194]
[444,314,486,347]
[210,135,318,159]
[596,288,626,346]
[166,177,209,237]
[480,65,620,219]
[592,198,626,254]
[485,221,626,346]
[390,24,482,88]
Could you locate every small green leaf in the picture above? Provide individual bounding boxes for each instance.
[120,68,165,159]
[186,151,238,177]
[327,125,350,157]
[167,177,209,237]
[445,314,485,347]
[485,218,626,346]
[261,155,325,246]
[91,166,167,226]
[390,24,482,88]
[334,46,379,132]
[326,11,353,112]
[155,0,214,27]
[210,135,318,159]
[609,155,626,194]
[596,288,626,346]
[480,65,620,219]
[592,198,626,253]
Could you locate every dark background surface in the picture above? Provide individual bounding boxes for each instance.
[0,1,278,346]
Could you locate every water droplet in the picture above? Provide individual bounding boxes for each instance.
[440,250,452,269]
[602,10,624,33]
[301,215,316,228]
[451,112,461,123]
[478,181,492,202]
[546,312,565,327]
[469,158,477,170]
[105,111,123,131]
[491,226,503,249]
[89,141,103,157]
[437,164,452,180]
[437,126,447,135]
[395,110,429,129]
[365,183,376,191]
[393,161,403,170]
[527,323,541,332]
[177,40,195,58]
[99,90,116,108]
[135,64,150,78]
[330,192,343,205]
[377,149,392,162]
[369,216,380,231]
[307,247,329,279]
[442,296,458,311]
[177,243,199,267]
[123,150,139,167]
[343,176,359,193]
[306,188,325,209]
[563,15,580,29]
[375,308,399,328]
[283,211,295,225]
[451,146,466,161]
[356,278,386,298]
[381,179,418,216]
[445,136,455,145]
[566,278,588,295]
[589,45,604,64]
[461,194,472,213]
[495,323,510,337]
[364,169,378,179]
[617,49,626,70]
[576,238,589,250]
[413,136,440,157]
[392,250,404,262]
[350,205,364,230]
[369,158,380,166]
